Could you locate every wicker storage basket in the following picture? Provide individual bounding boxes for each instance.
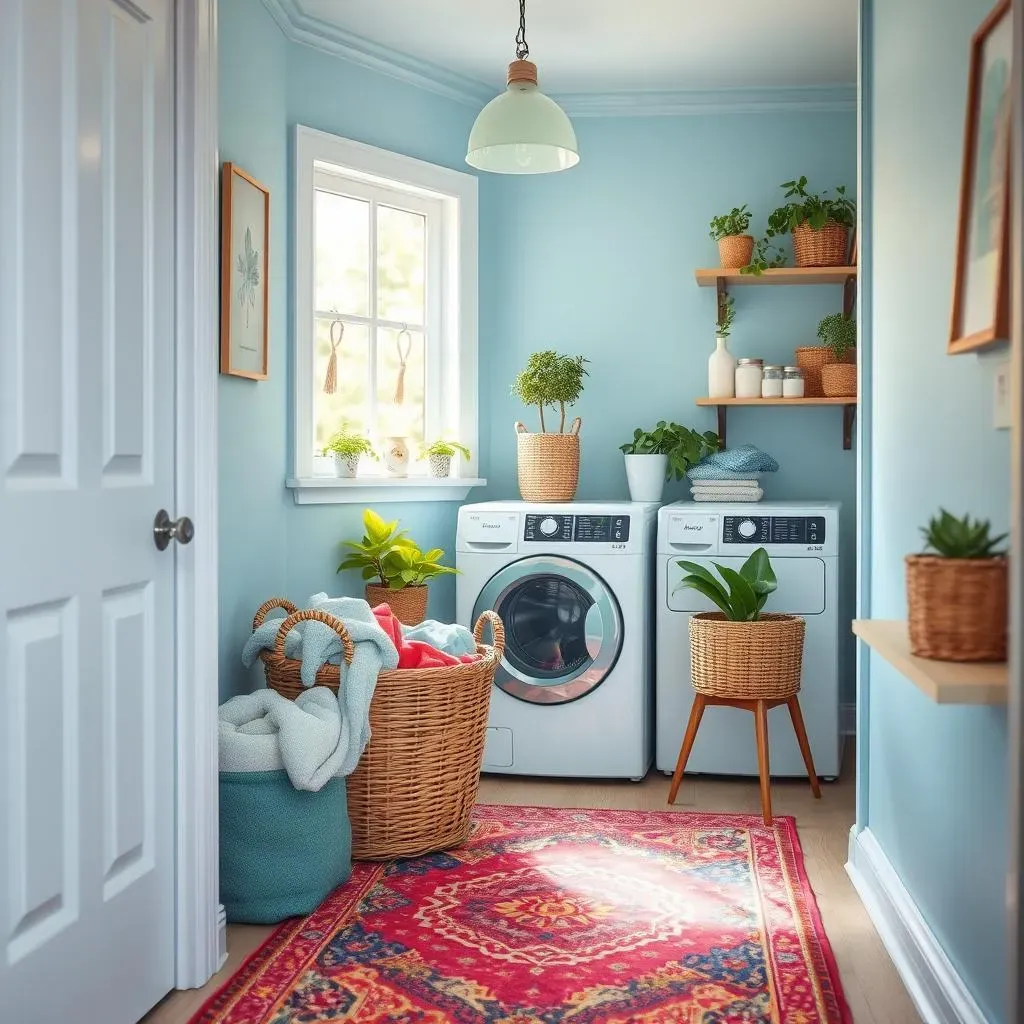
[821,362,857,397]
[689,613,806,699]
[906,556,1008,661]
[794,346,832,397]
[515,418,581,502]
[365,583,428,625]
[791,221,850,267]
[253,600,505,859]
[718,234,754,269]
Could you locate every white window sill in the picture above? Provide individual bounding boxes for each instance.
[286,476,487,505]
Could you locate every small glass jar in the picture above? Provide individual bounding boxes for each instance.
[735,358,764,399]
[783,365,805,398]
[761,365,784,398]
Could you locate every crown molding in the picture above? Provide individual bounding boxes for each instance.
[261,0,856,118]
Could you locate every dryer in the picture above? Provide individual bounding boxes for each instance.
[456,501,658,779]
[656,501,841,780]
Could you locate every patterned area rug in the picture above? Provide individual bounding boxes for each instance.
[193,806,850,1023]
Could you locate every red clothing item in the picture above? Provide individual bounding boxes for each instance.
[372,605,480,669]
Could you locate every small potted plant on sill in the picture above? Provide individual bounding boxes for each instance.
[757,176,856,269]
[421,439,471,479]
[511,350,589,502]
[709,204,754,269]
[817,313,857,397]
[620,422,720,503]
[323,429,376,478]
[336,508,457,625]
[906,510,1008,662]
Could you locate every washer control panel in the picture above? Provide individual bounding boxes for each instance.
[723,515,826,545]
[523,514,631,543]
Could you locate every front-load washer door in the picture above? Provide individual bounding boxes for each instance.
[473,555,623,705]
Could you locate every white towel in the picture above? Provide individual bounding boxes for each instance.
[691,486,764,502]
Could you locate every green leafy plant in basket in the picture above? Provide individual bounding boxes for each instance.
[817,312,857,362]
[674,547,777,621]
[620,422,720,482]
[767,177,856,236]
[920,510,1006,558]
[708,204,752,241]
[511,350,589,433]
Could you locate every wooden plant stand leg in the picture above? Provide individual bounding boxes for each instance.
[754,699,773,825]
[787,696,822,799]
[667,694,707,805]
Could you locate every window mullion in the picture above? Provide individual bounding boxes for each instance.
[367,199,379,446]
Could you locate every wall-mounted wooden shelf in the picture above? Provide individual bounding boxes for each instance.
[695,397,857,450]
[695,266,858,287]
[852,620,1007,705]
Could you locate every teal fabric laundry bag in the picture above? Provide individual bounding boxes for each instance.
[219,769,352,924]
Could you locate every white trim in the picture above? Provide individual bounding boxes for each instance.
[847,827,988,1024]
[260,0,856,118]
[294,126,479,486]
[173,0,220,990]
[287,476,486,505]
[217,904,228,970]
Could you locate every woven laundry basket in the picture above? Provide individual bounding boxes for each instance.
[791,221,850,267]
[718,234,755,269]
[252,599,505,860]
[515,418,581,502]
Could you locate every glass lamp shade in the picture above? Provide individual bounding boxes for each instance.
[466,61,579,174]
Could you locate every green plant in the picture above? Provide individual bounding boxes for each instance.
[920,510,1007,559]
[336,509,457,590]
[817,312,857,361]
[708,204,752,241]
[620,422,720,481]
[717,294,736,338]
[323,429,376,460]
[511,350,589,433]
[674,547,778,622]
[421,439,471,460]
[767,176,856,236]
[740,236,788,276]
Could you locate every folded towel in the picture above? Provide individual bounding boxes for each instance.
[219,687,345,791]
[691,486,764,502]
[687,469,762,482]
[372,605,480,668]
[690,444,779,476]
[690,480,763,491]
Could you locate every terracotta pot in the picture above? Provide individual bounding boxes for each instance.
[366,583,428,625]
[906,555,1007,661]
[717,234,755,269]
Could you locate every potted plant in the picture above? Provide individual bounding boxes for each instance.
[511,351,589,502]
[421,439,471,479]
[323,429,376,478]
[336,509,457,624]
[708,294,737,398]
[817,313,857,397]
[906,510,1008,662]
[761,176,856,268]
[709,204,754,269]
[620,422,720,502]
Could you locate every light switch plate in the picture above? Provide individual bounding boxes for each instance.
[994,361,1011,430]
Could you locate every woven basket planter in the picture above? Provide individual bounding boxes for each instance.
[689,613,806,700]
[365,583,428,625]
[795,345,855,397]
[428,453,452,478]
[515,418,581,502]
[906,555,1008,662]
[253,602,505,860]
[718,234,754,269]
[791,221,850,268]
[821,361,857,397]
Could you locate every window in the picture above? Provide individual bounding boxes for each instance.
[291,127,481,502]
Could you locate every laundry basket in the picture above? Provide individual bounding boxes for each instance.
[252,600,505,860]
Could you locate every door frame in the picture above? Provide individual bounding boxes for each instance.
[172,0,221,989]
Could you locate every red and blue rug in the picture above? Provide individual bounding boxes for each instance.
[193,805,850,1023]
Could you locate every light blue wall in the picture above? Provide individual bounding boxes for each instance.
[866,1,1010,1019]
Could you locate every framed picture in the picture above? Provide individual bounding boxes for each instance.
[949,0,1012,354]
[220,162,270,378]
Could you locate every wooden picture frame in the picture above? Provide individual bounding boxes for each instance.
[949,0,1012,354]
[220,162,270,378]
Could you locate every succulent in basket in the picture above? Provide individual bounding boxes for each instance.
[421,438,471,479]
[921,510,1007,558]
[323,429,376,478]
[674,547,777,621]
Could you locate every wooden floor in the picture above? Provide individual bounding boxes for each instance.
[146,750,919,1024]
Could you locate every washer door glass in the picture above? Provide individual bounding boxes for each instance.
[473,556,623,705]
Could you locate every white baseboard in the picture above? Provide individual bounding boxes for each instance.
[841,701,857,736]
[847,827,988,1024]
[217,904,228,970]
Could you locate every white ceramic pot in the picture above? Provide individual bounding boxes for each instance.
[428,453,452,478]
[334,453,359,478]
[383,436,410,477]
[708,335,736,398]
[624,453,668,503]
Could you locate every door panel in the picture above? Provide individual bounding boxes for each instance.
[0,0,177,1019]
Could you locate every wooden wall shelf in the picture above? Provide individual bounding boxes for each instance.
[695,267,858,287]
[695,397,857,450]
[852,620,1007,705]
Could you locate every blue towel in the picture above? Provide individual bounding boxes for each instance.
[402,619,476,657]
[688,444,779,478]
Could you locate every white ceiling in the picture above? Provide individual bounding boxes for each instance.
[295,0,858,94]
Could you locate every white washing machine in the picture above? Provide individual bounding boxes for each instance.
[456,501,658,779]
[656,501,841,780]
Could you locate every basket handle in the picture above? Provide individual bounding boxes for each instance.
[568,416,582,436]
[514,421,529,435]
[252,597,297,631]
[473,610,505,659]
[273,608,355,666]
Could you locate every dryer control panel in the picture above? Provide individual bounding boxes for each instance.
[523,514,631,543]
[723,515,826,545]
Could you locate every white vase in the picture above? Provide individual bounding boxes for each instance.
[383,436,410,477]
[334,453,359,478]
[708,335,737,398]
[624,453,668,503]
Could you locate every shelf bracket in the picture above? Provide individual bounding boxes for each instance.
[716,276,728,326]
[715,405,727,448]
[843,274,857,318]
[843,404,856,450]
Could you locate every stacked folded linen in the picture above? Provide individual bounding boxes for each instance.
[690,481,764,503]
[687,444,778,503]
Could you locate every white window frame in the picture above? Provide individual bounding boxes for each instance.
[289,125,483,503]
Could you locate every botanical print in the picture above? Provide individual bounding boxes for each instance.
[236,226,260,333]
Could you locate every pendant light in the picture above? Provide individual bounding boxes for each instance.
[466,0,579,174]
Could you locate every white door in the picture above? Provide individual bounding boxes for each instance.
[0,0,178,1020]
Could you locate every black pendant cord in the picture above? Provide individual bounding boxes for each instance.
[515,0,529,60]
